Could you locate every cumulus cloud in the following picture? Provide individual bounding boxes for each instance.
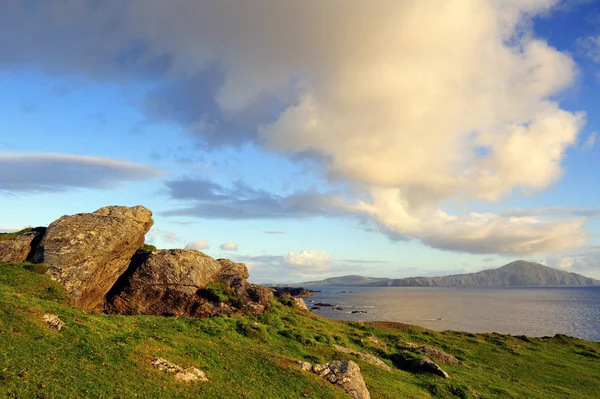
[284,250,332,270]
[146,229,182,245]
[0,153,163,193]
[219,241,238,251]
[234,253,362,283]
[185,240,209,250]
[2,0,589,256]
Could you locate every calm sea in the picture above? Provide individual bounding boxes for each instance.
[303,286,600,342]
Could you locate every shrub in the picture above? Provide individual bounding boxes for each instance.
[236,320,268,340]
[139,243,157,253]
[278,329,315,346]
[277,296,294,307]
[258,313,285,330]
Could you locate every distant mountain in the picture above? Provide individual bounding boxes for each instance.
[297,261,600,287]
[295,274,390,287]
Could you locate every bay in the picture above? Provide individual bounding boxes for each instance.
[303,286,600,342]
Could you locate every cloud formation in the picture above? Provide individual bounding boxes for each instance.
[2,0,589,256]
[146,229,182,246]
[0,153,162,193]
[163,178,344,219]
[185,240,209,250]
[284,250,332,271]
[219,241,238,251]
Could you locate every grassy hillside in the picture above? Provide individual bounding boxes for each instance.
[1,262,599,398]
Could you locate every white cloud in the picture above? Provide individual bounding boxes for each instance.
[185,240,209,250]
[284,250,332,270]
[583,132,597,149]
[559,257,575,269]
[145,229,183,246]
[1,0,587,256]
[219,241,238,251]
[577,35,600,63]
[0,153,163,193]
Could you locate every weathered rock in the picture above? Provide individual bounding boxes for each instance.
[309,360,370,399]
[296,361,313,372]
[333,345,391,371]
[0,227,46,263]
[34,206,153,311]
[106,249,222,316]
[216,259,249,286]
[400,341,418,349]
[416,346,459,364]
[368,336,381,346]
[42,314,65,332]
[293,297,309,311]
[151,357,208,382]
[419,358,449,378]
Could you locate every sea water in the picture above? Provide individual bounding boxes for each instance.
[303,286,600,341]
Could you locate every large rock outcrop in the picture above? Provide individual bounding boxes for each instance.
[34,206,153,311]
[106,249,223,315]
[0,227,46,263]
[105,251,271,317]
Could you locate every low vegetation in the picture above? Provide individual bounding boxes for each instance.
[1,262,599,398]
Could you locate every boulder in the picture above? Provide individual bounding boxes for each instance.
[106,249,222,316]
[293,298,309,311]
[151,357,208,382]
[42,314,65,332]
[419,358,449,378]
[215,258,249,295]
[300,360,370,399]
[416,346,459,364]
[333,345,391,371]
[0,227,46,263]
[34,206,153,311]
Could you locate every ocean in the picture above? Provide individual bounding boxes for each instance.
[302,286,600,342]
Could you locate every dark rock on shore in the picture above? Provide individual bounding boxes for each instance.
[272,286,315,297]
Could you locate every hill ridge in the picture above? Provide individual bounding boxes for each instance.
[296,260,600,287]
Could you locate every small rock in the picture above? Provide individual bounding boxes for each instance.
[42,314,65,332]
[419,358,449,378]
[175,367,208,382]
[368,336,380,346]
[351,310,367,314]
[152,357,208,382]
[293,298,309,311]
[333,345,391,371]
[296,361,313,372]
[416,346,459,364]
[312,360,370,399]
[399,341,418,349]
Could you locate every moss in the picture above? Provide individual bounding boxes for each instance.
[199,281,233,303]
[138,243,157,253]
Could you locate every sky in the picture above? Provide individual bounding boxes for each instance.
[1,0,600,283]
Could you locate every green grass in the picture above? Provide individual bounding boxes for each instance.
[0,228,34,241]
[1,262,599,398]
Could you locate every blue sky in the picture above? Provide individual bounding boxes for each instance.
[1,0,600,282]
